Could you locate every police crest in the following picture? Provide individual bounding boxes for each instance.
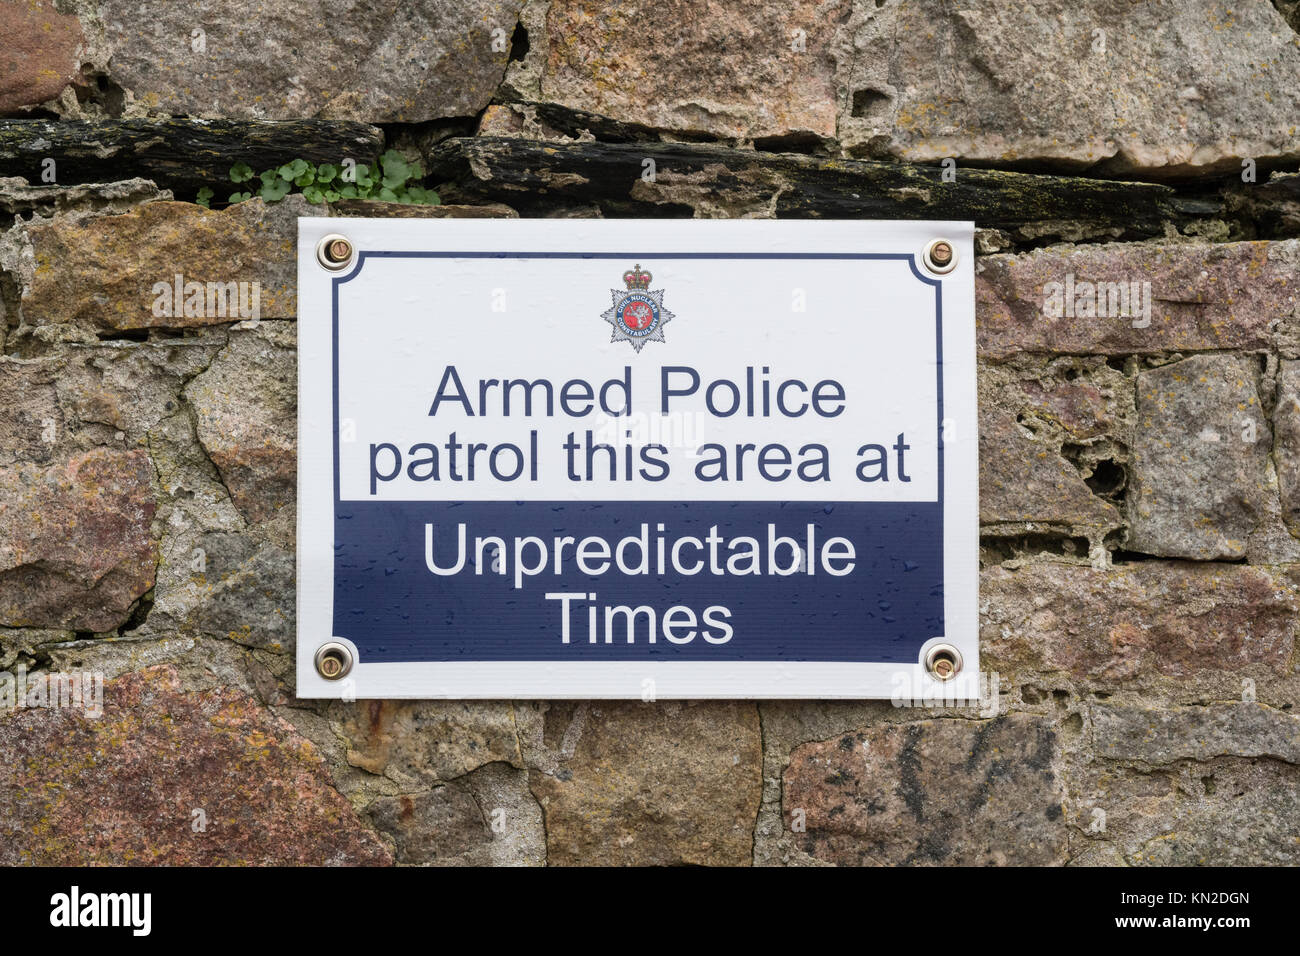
[602,264,674,353]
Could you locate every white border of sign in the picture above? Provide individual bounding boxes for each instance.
[296,219,977,700]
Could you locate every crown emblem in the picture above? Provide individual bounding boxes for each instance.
[622,265,652,290]
[601,264,674,353]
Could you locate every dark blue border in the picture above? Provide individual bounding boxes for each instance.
[327,251,945,661]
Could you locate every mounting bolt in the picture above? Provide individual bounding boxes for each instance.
[924,643,963,682]
[922,238,957,276]
[316,234,355,272]
[314,641,354,680]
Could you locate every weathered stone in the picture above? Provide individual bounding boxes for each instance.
[1128,354,1274,559]
[96,0,523,122]
[1092,703,1300,765]
[186,324,296,525]
[18,197,314,330]
[782,715,1067,865]
[0,341,222,463]
[0,119,382,194]
[0,2,85,115]
[0,176,170,218]
[1275,359,1300,536]
[341,700,522,787]
[175,532,294,650]
[433,136,1212,239]
[528,701,761,866]
[841,0,1300,176]
[981,563,1297,681]
[0,665,391,865]
[0,448,157,632]
[977,241,1298,360]
[1063,758,1300,865]
[979,361,1129,532]
[1129,762,1300,865]
[368,762,544,865]
[534,0,850,143]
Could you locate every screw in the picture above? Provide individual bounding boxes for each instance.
[315,234,355,271]
[326,238,352,263]
[924,642,963,681]
[314,641,354,680]
[923,238,958,275]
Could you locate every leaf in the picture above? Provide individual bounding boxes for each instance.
[338,184,358,199]
[195,186,214,208]
[322,189,341,203]
[302,185,325,205]
[228,191,252,204]
[260,168,280,186]
[294,165,316,187]
[229,162,254,183]
[259,178,292,202]
[278,158,309,181]
[317,163,338,184]
[378,186,398,202]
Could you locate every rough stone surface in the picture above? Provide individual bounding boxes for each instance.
[1128,354,1277,559]
[528,701,762,866]
[368,762,544,865]
[1092,703,1300,765]
[0,2,86,115]
[0,665,392,865]
[1275,359,1300,536]
[976,241,1299,360]
[979,359,1128,535]
[981,563,1297,683]
[341,700,523,787]
[186,323,296,525]
[782,715,1067,865]
[0,448,157,632]
[535,0,850,143]
[840,0,1300,175]
[17,197,313,331]
[93,0,523,122]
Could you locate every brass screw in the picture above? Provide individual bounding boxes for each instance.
[930,241,953,266]
[319,652,344,678]
[924,642,963,681]
[316,234,355,271]
[314,641,354,680]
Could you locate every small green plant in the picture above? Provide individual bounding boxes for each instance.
[195,151,440,208]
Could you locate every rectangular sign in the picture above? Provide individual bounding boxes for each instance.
[297,219,977,699]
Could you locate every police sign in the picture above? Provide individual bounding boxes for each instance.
[297,220,977,699]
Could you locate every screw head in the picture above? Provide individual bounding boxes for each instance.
[924,642,963,682]
[922,238,958,275]
[314,641,354,681]
[315,233,355,272]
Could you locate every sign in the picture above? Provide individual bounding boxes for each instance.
[297,219,977,699]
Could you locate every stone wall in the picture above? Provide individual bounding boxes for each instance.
[1,0,1299,866]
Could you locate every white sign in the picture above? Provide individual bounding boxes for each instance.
[297,219,977,699]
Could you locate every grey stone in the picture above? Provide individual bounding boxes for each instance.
[1091,703,1300,765]
[368,762,544,865]
[94,0,525,122]
[185,323,296,526]
[1128,354,1274,559]
[839,0,1300,176]
[782,715,1068,865]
